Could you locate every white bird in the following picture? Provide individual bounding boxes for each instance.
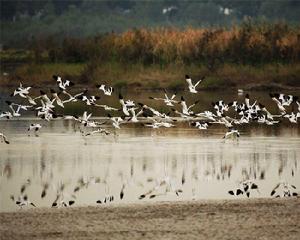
[0,132,10,144]
[196,111,217,121]
[137,103,163,118]
[85,128,110,136]
[62,89,88,104]
[5,101,21,117]
[119,94,130,116]
[270,182,298,198]
[185,75,204,93]
[11,82,31,98]
[145,119,174,128]
[39,90,55,108]
[108,114,125,129]
[93,103,119,111]
[179,96,198,116]
[10,194,36,208]
[0,111,13,119]
[270,93,287,115]
[191,122,210,130]
[79,111,92,125]
[50,89,64,108]
[223,128,240,139]
[149,89,178,106]
[28,123,42,133]
[96,84,114,96]
[284,112,299,123]
[53,75,75,90]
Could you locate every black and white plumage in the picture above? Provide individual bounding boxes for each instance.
[77,94,101,106]
[149,89,178,106]
[11,82,31,98]
[119,94,130,116]
[10,194,36,208]
[223,128,240,139]
[53,75,75,91]
[96,84,114,96]
[28,123,42,133]
[228,180,259,198]
[50,89,64,108]
[0,132,10,144]
[0,111,13,119]
[108,114,125,129]
[270,182,298,198]
[85,128,110,136]
[179,96,199,116]
[190,121,211,130]
[185,75,204,93]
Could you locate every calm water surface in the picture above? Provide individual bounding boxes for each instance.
[0,90,299,211]
[0,120,299,212]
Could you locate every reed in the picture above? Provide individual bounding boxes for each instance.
[1,23,299,89]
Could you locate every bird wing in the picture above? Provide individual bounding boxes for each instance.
[194,79,202,87]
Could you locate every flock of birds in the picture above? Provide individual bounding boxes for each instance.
[1,74,299,143]
[1,74,299,209]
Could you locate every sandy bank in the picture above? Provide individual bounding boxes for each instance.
[1,199,300,240]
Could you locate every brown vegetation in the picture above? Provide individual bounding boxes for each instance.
[1,22,300,89]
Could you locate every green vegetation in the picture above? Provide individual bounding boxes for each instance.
[1,62,299,90]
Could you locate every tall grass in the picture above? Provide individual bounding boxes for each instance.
[33,22,300,66]
[2,22,300,89]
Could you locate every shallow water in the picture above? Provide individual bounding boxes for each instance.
[0,120,299,212]
[1,88,300,211]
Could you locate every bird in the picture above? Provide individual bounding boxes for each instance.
[77,94,101,106]
[228,180,259,198]
[0,111,13,119]
[107,114,125,129]
[53,75,75,91]
[270,93,287,115]
[223,128,240,139]
[149,89,178,106]
[50,89,64,108]
[85,128,110,136]
[270,182,298,198]
[119,94,130,116]
[96,84,114,96]
[0,132,10,144]
[40,183,49,198]
[28,123,42,135]
[93,103,119,111]
[10,194,36,208]
[178,96,199,116]
[11,82,31,98]
[185,75,204,93]
[190,121,211,130]
[120,183,125,200]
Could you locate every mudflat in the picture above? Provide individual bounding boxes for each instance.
[1,199,300,240]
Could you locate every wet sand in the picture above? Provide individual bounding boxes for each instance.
[1,199,300,240]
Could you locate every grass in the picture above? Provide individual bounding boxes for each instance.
[1,61,300,90]
[1,63,86,86]
[0,49,33,62]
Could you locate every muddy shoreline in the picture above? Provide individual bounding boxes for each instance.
[1,198,299,240]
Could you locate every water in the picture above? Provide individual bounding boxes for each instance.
[0,120,299,212]
[0,89,299,211]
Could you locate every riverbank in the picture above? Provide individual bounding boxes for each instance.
[1,61,300,91]
[1,198,299,240]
